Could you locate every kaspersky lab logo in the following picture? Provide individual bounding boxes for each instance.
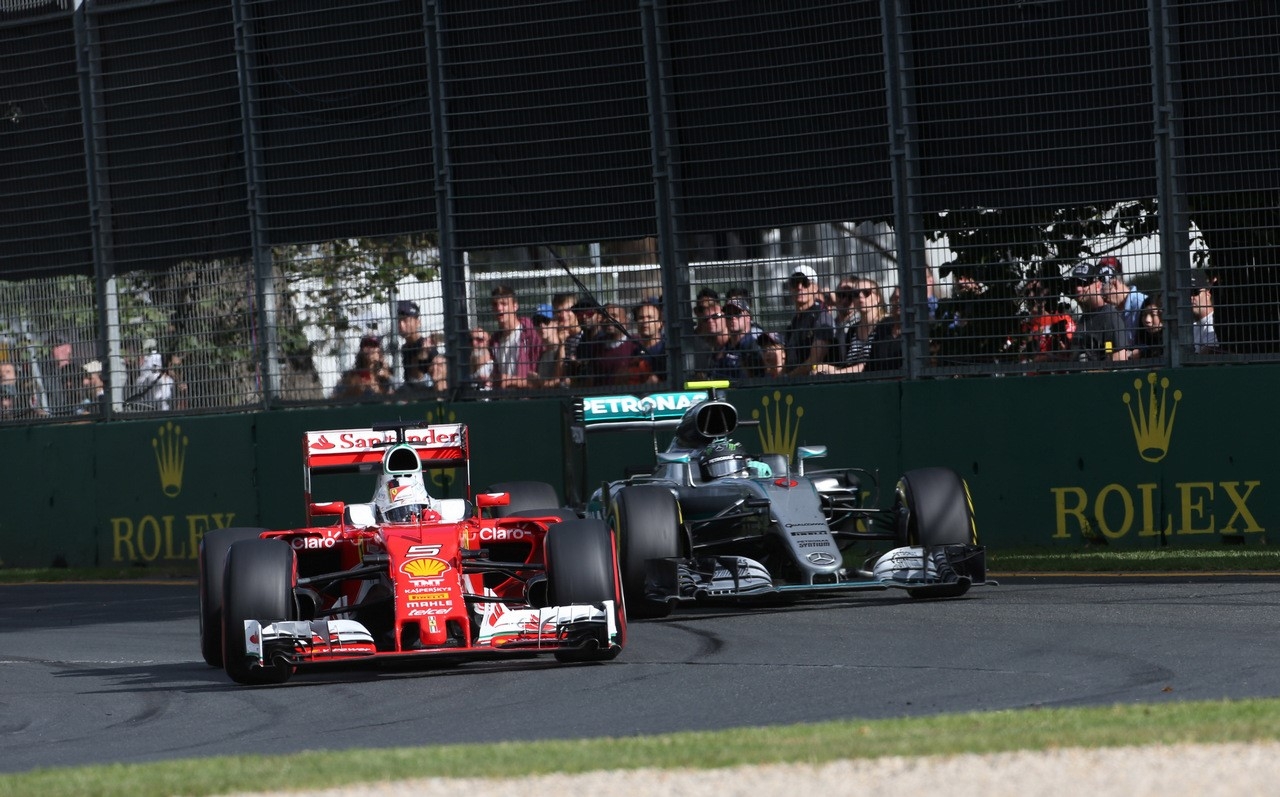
[152,421,188,498]
[1122,373,1182,463]
[752,391,803,458]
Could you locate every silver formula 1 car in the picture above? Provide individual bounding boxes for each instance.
[560,384,991,618]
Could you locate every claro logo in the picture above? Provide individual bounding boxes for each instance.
[1050,372,1262,541]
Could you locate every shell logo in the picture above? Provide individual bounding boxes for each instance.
[401,557,449,578]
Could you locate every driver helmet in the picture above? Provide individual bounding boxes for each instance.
[374,472,435,523]
[700,440,748,480]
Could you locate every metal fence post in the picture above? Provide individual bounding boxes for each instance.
[232,0,279,407]
[1149,0,1190,367]
[641,0,685,388]
[882,0,925,378]
[423,0,465,395]
[75,3,120,418]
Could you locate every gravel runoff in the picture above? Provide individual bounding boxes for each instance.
[223,742,1280,797]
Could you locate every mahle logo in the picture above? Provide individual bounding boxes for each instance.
[1122,373,1182,463]
[152,421,188,498]
[752,391,803,458]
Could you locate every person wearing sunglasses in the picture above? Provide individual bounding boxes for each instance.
[816,279,889,375]
[782,265,836,377]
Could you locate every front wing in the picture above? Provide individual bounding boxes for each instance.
[239,601,620,672]
[646,544,990,604]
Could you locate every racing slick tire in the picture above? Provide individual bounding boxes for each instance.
[485,481,562,519]
[610,485,681,620]
[893,467,978,600]
[221,538,296,685]
[545,519,625,663]
[198,527,267,667]
[893,467,977,548]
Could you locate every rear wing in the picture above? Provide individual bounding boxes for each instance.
[303,423,470,519]
[563,388,718,509]
[576,390,710,432]
[304,424,468,471]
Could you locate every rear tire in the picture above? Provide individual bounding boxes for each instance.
[610,486,681,620]
[485,481,562,519]
[893,467,977,548]
[221,538,295,685]
[198,527,266,667]
[545,519,625,662]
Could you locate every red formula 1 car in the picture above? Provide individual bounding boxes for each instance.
[198,421,625,685]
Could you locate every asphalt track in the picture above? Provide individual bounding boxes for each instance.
[3,576,1279,775]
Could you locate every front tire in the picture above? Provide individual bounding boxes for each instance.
[221,538,295,685]
[610,486,682,619]
[893,467,977,548]
[198,527,267,667]
[545,519,625,663]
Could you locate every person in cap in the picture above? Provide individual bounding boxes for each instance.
[1069,262,1133,363]
[395,299,432,386]
[78,359,107,416]
[1096,256,1148,344]
[711,296,765,380]
[783,265,836,377]
[1189,271,1218,354]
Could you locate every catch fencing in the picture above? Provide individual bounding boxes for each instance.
[1,0,1278,421]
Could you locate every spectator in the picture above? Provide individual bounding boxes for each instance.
[782,265,836,377]
[867,286,905,372]
[78,359,106,416]
[687,288,725,380]
[1134,293,1164,359]
[632,299,667,385]
[425,351,449,392]
[489,285,544,389]
[1069,263,1133,363]
[829,280,860,367]
[1190,271,1218,354]
[1019,278,1076,363]
[43,338,81,417]
[532,305,570,388]
[593,302,644,385]
[469,327,494,390]
[0,359,34,420]
[1098,256,1148,343]
[570,298,609,386]
[333,336,393,400]
[551,292,580,372]
[131,340,181,411]
[757,331,787,378]
[816,278,887,375]
[396,300,431,385]
[712,297,764,380]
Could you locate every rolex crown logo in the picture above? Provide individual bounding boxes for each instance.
[1122,373,1181,463]
[752,391,804,457]
[152,421,188,498]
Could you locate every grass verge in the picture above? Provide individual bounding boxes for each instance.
[3,699,1280,797]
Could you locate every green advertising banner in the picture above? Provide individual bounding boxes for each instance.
[0,366,1274,570]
